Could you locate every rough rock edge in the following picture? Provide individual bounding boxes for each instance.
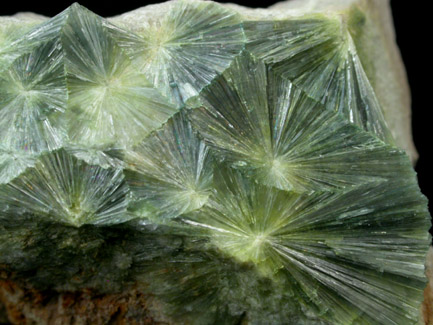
[0,12,46,28]
[0,247,431,324]
[422,247,433,325]
[0,0,425,323]
[0,249,432,325]
[0,273,170,325]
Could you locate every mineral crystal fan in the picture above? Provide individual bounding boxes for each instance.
[0,1,430,324]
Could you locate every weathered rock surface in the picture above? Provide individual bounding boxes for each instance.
[0,1,429,324]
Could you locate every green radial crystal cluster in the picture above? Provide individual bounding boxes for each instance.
[0,1,430,324]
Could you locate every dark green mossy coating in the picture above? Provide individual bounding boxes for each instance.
[0,1,430,324]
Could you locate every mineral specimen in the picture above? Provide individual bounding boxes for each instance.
[0,0,430,324]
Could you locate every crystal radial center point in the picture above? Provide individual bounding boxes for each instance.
[0,1,430,324]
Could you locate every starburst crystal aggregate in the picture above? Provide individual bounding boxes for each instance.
[0,1,430,324]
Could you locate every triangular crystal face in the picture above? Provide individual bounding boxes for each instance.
[125,111,213,221]
[244,17,393,143]
[0,2,430,325]
[0,149,129,226]
[0,16,45,72]
[0,4,179,153]
[114,0,245,105]
[0,7,71,72]
[189,52,408,193]
[0,147,36,184]
[180,166,430,324]
[0,39,67,154]
[60,5,179,148]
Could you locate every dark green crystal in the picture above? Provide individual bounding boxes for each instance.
[0,1,430,324]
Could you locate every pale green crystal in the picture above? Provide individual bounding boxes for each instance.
[189,52,409,192]
[114,0,245,105]
[0,148,36,184]
[0,149,129,226]
[0,13,46,71]
[61,6,178,148]
[181,166,429,323]
[0,1,430,325]
[0,39,66,153]
[244,16,392,143]
[125,111,213,221]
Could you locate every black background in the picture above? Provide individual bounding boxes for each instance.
[1,1,432,237]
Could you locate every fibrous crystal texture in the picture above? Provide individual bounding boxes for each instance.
[0,1,430,324]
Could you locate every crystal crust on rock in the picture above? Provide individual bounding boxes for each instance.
[0,1,430,324]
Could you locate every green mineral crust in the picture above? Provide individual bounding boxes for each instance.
[0,1,430,324]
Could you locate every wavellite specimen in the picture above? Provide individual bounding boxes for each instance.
[0,1,430,324]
